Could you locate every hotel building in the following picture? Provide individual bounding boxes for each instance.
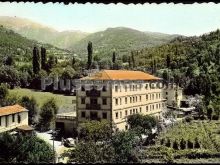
[76,70,166,131]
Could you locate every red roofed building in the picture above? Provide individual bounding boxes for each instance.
[77,70,166,131]
[0,104,29,133]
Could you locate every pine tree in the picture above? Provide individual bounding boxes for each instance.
[87,41,93,70]
[33,47,40,74]
[41,47,47,70]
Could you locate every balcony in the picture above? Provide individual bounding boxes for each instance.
[86,104,101,110]
[86,89,101,97]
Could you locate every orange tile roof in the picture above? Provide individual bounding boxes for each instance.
[0,104,27,116]
[81,70,161,81]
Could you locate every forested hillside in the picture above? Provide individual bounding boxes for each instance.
[133,29,220,108]
[0,25,71,64]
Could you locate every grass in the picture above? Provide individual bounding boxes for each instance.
[9,88,76,114]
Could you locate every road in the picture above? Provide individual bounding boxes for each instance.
[36,131,71,163]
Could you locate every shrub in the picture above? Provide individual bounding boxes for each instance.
[212,115,219,120]
[187,139,194,149]
[172,140,179,150]
[194,137,200,149]
[180,138,186,150]
[165,138,171,148]
[185,116,193,122]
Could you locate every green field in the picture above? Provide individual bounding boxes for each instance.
[9,88,76,114]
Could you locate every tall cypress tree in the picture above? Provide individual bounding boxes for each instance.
[87,41,93,70]
[33,47,40,74]
[131,51,135,68]
[166,54,171,68]
[41,47,47,70]
[112,51,116,64]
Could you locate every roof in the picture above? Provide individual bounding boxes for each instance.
[0,104,28,117]
[17,125,34,131]
[81,70,161,81]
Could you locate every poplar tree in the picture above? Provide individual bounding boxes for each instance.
[33,47,40,74]
[87,41,93,70]
[41,47,47,70]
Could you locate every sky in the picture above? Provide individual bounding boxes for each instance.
[0,2,220,36]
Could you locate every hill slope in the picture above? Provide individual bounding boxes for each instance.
[0,25,71,63]
[0,16,89,50]
[71,27,179,58]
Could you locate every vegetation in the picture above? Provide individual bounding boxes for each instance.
[0,133,54,163]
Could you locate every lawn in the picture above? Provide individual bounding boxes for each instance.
[9,88,76,114]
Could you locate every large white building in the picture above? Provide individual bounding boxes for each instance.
[76,70,167,131]
[0,104,29,133]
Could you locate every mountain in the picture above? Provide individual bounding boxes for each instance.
[0,25,71,64]
[0,16,89,50]
[71,27,179,58]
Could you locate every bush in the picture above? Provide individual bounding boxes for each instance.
[212,115,219,120]
[180,138,186,150]
[187,139,194,149]
[172,140,179,150]
[185,116,193,122]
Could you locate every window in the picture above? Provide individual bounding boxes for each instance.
[133,97,135,103]
[130,97,132,103]
[152,104,155,110]
[133,85,135,91]
[133,109,135,114]
[12,114,15,122]
[17,115,21,124]
[152,94,154,100]
[156,104,158,109]
[81,112,86,118]
[146,106,148,112]
[81,98,85,104]
[102,86,107,92]
[120,112,122,118]
[146,94,148,100]
[156,94,158,99]
[139,96,142,102]
[102,112,107,119]
[90,98,98,105]
[115,112,118,119]
[103,98,107,105]
[136,109,138,113]
[125,110,128,116]
[145,84,148,90]
[120,98,122,105]
[115,86,118,92]
[136,96,138,102]
[125,97,127,104]
[125,125,128,130]
[81,86,85,91]
[115,98,118,105]
[130,84,132,91]
[139,84,142,90]
[125,85,127,92]
[130,109,132,115]
[166,92,168,95]
[140,107,142,113]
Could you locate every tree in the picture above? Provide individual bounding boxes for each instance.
[41,47,47,70]
[0,66,20,88]
[72,56,76,67]
[131,51,135,68]
[111,131,139,163]
[20,96,38,125]
[166,54,171,68]
[112,51,116,64]
[4,56,14,66]
[78,120,112,142]
[47,55,56,71]
[61,66,76,79]
[65,141,115,163]
[38,98,58,131]
[0,83,9,101]
[0,133,54,163]
[87,41,93,69]
[128,56,132,68]
[32,47,40,74]
[207,105,213,120]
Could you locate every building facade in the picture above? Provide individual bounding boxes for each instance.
[76,70,167,131]
[0,104,29,133]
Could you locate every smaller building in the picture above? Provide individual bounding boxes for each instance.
[0,104,29,133]
[56,112,77,137]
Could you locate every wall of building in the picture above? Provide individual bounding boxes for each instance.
[0,112,28,133]
[77,80,166,131]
